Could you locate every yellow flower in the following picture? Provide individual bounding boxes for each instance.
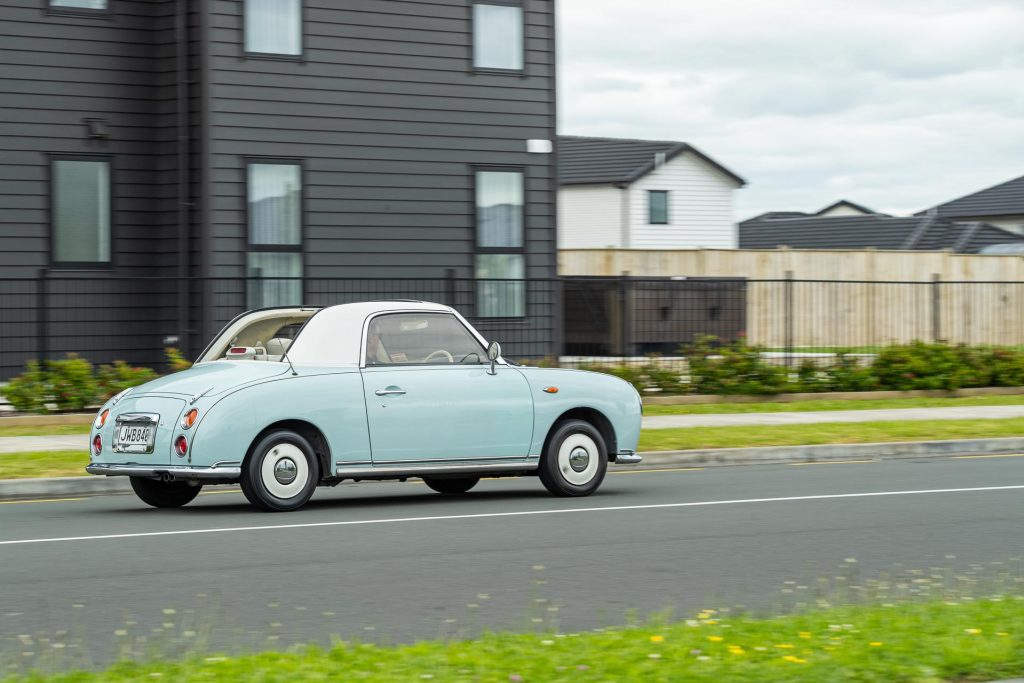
[727,645,745,655]
[869,642,883,647]
[798,632,812,639]
[705,619,719,625]
[996,632,1009,637]
[707,636,724,642]
[774,643,794,649]
[965,628,982,635]
[650,635,665,644]
[782,655,807,664]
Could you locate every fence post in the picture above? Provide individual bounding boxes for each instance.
[784,270,794,367]
[931,273,942,342]
[444,268,455,308]
[619,271,631,359]
[36,268,48,363]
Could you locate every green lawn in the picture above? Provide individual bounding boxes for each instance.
[0,451,88,479]
[0,424,90,438]
[638,417,1024,452]
[643,394,1024,416]
[7,597,1021,683]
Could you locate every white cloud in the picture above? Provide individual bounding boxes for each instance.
[558,0,1024,219]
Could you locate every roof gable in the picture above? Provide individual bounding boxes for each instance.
[928,173,1024,218]
[557,135,745,187]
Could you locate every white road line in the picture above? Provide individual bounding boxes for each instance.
[2,484,1023,547]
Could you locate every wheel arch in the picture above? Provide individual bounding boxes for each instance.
[543,407,619,461]
[244,419,332,481]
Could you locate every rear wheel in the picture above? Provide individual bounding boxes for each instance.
[538,419,607,497]
[242,430,319,512]
[130,477,202,508]
[422,476,480,495]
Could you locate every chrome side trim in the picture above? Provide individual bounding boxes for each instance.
[333,461,538,478]
[613,450,643,465]
[85,464,241,480]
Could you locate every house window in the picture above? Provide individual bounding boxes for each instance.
[51,158,111,266]
[247,162,302,308]
[473,3,523,70]
[475,170,525,317]
[245,0,302,56]
[49,0,107,9]
[649,190,669,224]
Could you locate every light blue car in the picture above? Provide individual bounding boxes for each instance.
[87,301,643,511]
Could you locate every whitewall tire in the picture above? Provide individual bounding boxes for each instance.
[539,419,608,497]
[242,430,319,512]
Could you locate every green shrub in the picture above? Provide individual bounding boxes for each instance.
[46,353,100,411]
[165,346,193,372]
[686,336,788,395]
[0,360,49,414]
[97,361,159,401]
[871,341,991,391]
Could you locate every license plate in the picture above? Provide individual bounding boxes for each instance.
[118,425,153,447]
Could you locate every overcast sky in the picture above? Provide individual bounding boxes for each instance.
[557,0,1024,219]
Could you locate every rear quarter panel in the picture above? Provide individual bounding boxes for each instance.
[515,367,642,456]
[188,369,371,471]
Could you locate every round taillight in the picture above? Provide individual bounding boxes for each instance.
[92,434,102,455]
[94,409,109,430]
[181,408,199,430]
[174,435,188,457]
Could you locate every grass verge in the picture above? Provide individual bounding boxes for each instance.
[642,394,1024,416]
[6,597,1022,682]
[0,451,88,479]
[0,424,90,438]
[638,417,1024,452]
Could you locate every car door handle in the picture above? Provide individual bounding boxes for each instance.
[375,387,406,396]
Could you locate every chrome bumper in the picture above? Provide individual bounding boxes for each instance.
[85,463,242,480]
[613,450,642,464]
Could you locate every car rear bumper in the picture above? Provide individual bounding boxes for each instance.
[613,450,642,464]
[86,463,241,481]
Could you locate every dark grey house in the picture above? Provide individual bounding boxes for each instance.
[0,0,558,378]
[921,173,1024,236]
[738,212,1024,253]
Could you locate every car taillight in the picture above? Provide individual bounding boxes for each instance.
[174,435,188,457]
[181,408,199,430]
[94,409,109,429]
[92,435,102,455]
[229,347,247,354]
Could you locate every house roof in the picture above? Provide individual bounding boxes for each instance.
[815,199,877,216]
[925,173,1024,218]
[557,135,746,187]
[738,213,1024,254]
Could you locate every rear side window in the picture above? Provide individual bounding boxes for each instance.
[365,314,486,366]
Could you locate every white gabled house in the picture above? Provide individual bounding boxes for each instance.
[556,136,746,249]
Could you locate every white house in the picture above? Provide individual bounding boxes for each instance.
[556,136,746,249]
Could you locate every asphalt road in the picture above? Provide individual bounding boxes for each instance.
[2,456,1023,669]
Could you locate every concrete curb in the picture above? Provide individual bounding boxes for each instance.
[2,436,1023,501]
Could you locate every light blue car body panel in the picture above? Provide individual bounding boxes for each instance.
[88,307,642,479]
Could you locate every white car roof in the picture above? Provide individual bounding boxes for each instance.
[287,300,460,366]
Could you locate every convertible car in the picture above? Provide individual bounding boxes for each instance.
[87,301,643,511]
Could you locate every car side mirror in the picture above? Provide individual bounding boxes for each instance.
[486,341,501,375]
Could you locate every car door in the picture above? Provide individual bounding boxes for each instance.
[360,312,534,463]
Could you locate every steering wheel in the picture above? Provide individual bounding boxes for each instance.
[424,349,454,364]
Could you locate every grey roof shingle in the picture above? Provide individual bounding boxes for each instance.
[927,174,1024,218]
[738,213,1024,254]
[557,135,746,187]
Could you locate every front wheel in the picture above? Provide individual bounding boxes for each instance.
[423,476,479,495]
[242,430,320,512]
[130,477,202,508]
[538,419,608,497]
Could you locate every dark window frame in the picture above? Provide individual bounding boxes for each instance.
[48,153,114,270]
[470,0,526,75]
[242,0,306,62]
[244,158,306,305]
[472,165,528,320]
[648,190,670,225]
[44,0,112,18]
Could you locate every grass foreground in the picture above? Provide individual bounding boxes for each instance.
[0,451,87,479]
[638,417,1024,452]
[6,597,1022,682]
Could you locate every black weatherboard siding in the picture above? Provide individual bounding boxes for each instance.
[0,0,558,377]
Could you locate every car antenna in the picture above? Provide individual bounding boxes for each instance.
[282,351,298,376]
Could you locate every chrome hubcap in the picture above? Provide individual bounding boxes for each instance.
[273,457,298,485]
[568,446,590,472]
